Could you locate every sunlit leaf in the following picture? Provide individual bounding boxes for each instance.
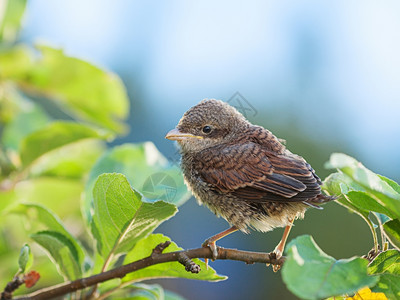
[27,45,128,132]
[374,213,391,226]
[323,156,400,252]
[368,249,400,276]
[324,173,377,242]
[282,235,379,300]
[122,234,226,283]
[1,96,49,151]
[11,203,85,268]
[0,45,129,132]
[28,139,105,179]
[345,191,397,220]
[0,45,32,79]
[0,189,16,213]
[83,143,190,224]
[323,172,365,200]
[325,153,400,219]
[372,274,400,300]
[18,243,33,273]
[323,172,349,196]
[20,121,110,167]
[325,153,361,172]
[324,296,346,300]
[13,177,83,217]
[91,173,177,261]
[0,0,27,42]
[31,231,82,280]
[125,283,164,300]
[120,284,186,300]
[164,290,186,300]
[379,175,400,194]
[383,220,400,250]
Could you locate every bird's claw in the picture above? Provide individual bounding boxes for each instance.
[272,264,281,272]
[202,239,219,269]
[268,249,282,272]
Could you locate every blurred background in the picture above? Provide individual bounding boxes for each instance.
[13,0,400,299]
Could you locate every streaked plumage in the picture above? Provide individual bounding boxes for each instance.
[166,99,335,269]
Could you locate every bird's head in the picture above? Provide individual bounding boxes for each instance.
[166,99,250,152]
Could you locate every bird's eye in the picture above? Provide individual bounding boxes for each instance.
[202,125,212,134]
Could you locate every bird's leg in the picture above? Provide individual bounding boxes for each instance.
[270,218,294,272]
[202,226,238,266]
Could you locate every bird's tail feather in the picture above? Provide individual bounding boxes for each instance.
[303,194,337,209]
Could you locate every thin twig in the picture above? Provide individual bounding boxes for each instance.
[14,246,285,300]
[0,277,24,300]
[151,241,171,255]
[86,222,173,299]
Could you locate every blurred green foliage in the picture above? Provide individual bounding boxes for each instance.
[282,235,378,299]
[0,2,216,298]
[1,2,399,300]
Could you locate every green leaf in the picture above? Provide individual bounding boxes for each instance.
[0,189,16,214]
[326,154,399,200]
[20,121,110,167]
[324,174,380,251]
[324,153,359,170]
[323,157,400,251]
[165,290,186,300]
[324,173,369,221]
[127,283,164,300]
[122,233,226,283]
[379,175,400,194]
[282,235,379,300]
[323,172,365,197]
[324,153,400,223]
[112,287,186,300]
[83,143,191,224]
[0,45,129,132]
[368,249,400,276]
[346,191,397,220]
[91,173,178,261]
[31,231,82,280]
[0,45,32,79]
[324,296,346,300]
[1,95,49,151]
[28,139,105,179]
[325,153,400,219]
[18,243,33,273]
[12,177,83,217]
[323,172,347,196]
[372,274,400,300]
[12,203,70,234]
[28,45,128,132]
[11,203,86,268]
[0,0,27,42]
[383,219,400,250]
[375,213,391,226]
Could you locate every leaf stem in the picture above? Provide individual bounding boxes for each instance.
[343,195,379,254]
[366,217,379,255]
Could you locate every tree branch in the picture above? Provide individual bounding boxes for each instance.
[14,245,285,300]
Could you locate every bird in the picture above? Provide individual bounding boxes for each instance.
[165,99,335,271]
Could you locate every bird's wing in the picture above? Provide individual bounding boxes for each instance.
[195,142,321,203]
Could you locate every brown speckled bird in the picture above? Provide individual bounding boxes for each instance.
[166,99,335,271]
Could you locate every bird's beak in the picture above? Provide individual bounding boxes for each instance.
[165,128,203,141]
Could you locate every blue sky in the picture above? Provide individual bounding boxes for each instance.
[21,1,400,181]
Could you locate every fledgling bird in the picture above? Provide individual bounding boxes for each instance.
[166,99,335,271]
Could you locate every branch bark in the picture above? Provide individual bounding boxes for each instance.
[14,246,285,300]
